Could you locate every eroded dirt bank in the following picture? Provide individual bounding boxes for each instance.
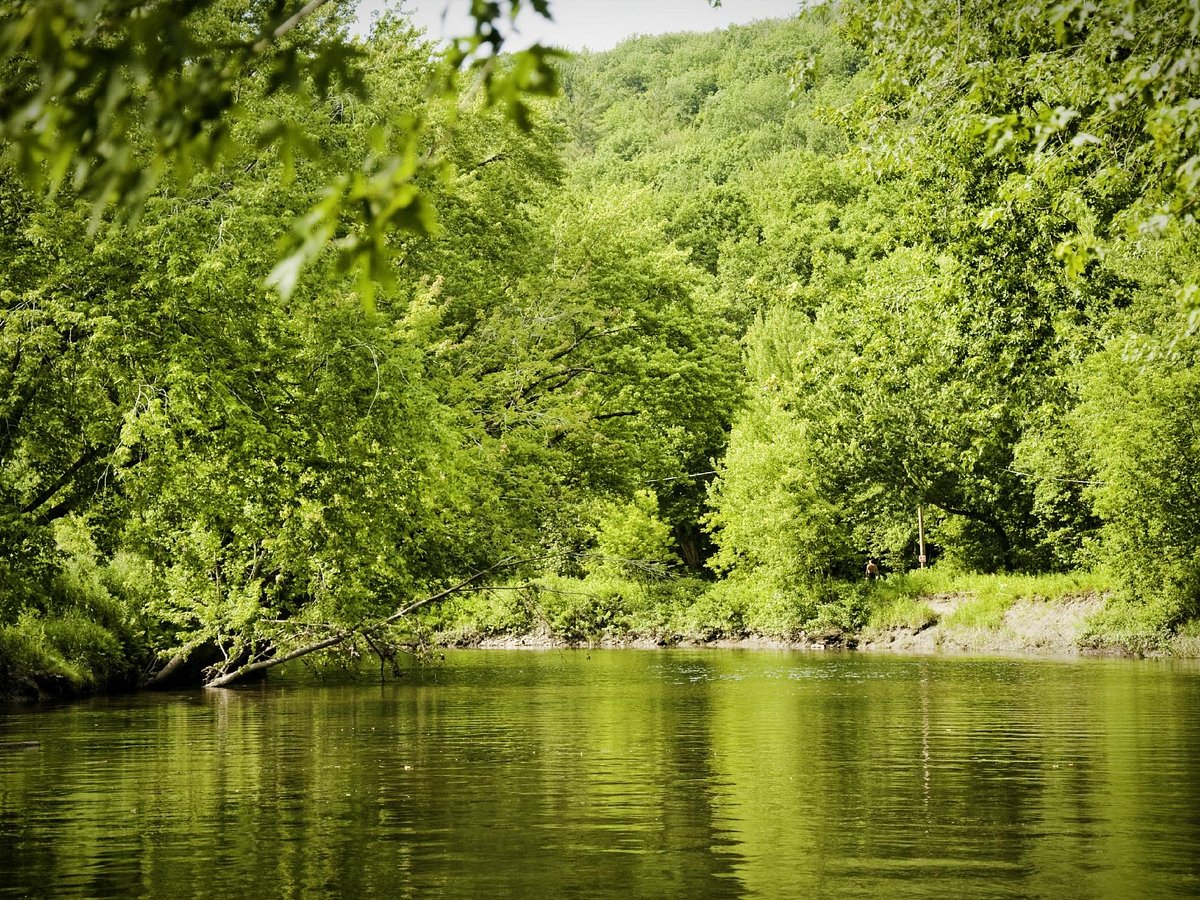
[855,593,1109,656]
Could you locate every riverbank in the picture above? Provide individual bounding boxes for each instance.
[434,569,1200,660]
[453,599,1198,658]
[5,569,1197,703]
[462,591,1113,657]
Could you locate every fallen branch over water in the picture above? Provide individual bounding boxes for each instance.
[144,638,207,689]
[204,557,535,688]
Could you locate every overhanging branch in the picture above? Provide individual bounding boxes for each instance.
[204,555,554,688]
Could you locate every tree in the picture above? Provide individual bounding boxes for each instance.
[835,0,1199,588]
[1072,224,1200,625]
[0,10,544,688]
[2,5,755,689]
[0,0,563,306]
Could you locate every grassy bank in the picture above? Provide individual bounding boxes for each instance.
[0,542,150,702]
[5,564,1193,704]
[0,614,133,701]
[420,568,1198,657]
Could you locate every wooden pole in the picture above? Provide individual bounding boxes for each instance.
[917,505,927,569]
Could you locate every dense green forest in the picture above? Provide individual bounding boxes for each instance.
[1,0,1197,696]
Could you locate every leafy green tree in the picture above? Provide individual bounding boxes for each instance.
[0,11,538,687]
[834,0,1198,593]
[1072,225,1200,623]
[707,388,854,589]
[0,0,563,306]
[589,490,677,579]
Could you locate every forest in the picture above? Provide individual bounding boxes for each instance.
[0,0,1197,696]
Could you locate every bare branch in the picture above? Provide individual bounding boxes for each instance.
[253,0,333,54]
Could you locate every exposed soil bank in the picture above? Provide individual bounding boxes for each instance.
[856,593,1110,656]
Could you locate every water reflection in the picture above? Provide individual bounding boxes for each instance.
[2,652,1199,897]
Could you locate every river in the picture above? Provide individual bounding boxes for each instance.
[2,650,1199,897]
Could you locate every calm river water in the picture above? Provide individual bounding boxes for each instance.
[2,650,1199,897]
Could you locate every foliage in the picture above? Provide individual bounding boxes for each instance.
[1075,267,1200,624]
[0,605,131,698]
[589,490,678,579]
[700,0,1199,640]
[1079,597,1177,655]
[867,597,938,634]
[706,389,854,585]
[0,0,564,307]
[0,3,750,688]
[3,0,1200,695]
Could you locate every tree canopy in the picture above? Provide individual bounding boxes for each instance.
[1,0,1197,694]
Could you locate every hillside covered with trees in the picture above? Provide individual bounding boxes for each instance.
[1,0,1197,696]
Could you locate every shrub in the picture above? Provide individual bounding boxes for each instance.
[673,581,747,640]
[1080,595,1175,655]
[589,491,678,580]
[867,597,938,632]
[0,610,128,698]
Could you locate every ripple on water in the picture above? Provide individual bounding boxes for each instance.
[2,650,1199,898]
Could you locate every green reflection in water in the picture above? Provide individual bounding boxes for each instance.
[2,651,1199,898]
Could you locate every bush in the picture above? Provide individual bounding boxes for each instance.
[42,614,126,684]
[673,581,747,640]
[589,491,678,580]
[419,585,537,643]
[1077,333,1200,629]
[867,597,938,632]
[1080,595,1176,655]
[0,518,153,698]
[0,617,80,698]
[1169,618,1200,657]
[0,610,128,698]
[803,583,869,637]
[535,574,629,642]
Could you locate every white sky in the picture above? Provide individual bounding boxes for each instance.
[354,0,804,51]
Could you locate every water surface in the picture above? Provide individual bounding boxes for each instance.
[2,650,1199,897]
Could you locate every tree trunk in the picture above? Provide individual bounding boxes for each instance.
[143,639,214,689]
[205,633,347,688]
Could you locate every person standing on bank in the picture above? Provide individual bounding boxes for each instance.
[865,558,880,581]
